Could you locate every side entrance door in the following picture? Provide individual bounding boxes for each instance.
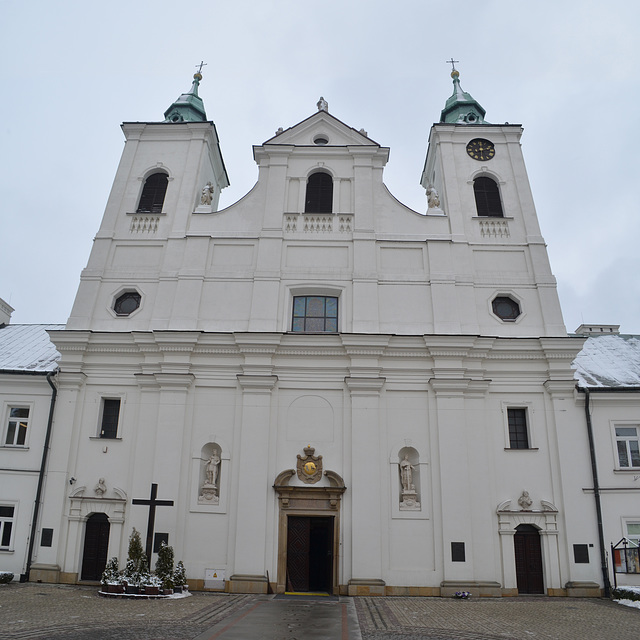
[514,524,544,594]
[80,513,110,581]
[287,516,333,592]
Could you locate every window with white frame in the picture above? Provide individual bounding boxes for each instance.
[0,505,15,548]
[5,407,30,446]
[99,398,121,439]
[291,296,338,333]
[627,522,640,546]
[507,407,529,449]
[615,425,640,468]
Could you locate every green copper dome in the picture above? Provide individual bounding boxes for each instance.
[163,72,207,123]
[440,70,487,124]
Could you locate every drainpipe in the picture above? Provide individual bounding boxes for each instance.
[580,387,611,597]
[22,370,58,582]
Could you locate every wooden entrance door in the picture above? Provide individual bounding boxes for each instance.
[287,516,333,592]
[80,513,110,581]
[514,524,544,594]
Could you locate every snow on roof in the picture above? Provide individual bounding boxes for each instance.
[0,324,63,373]
[573,334,640,388]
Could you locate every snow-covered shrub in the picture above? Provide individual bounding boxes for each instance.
[101,557,120,585]
[155,541,174,589]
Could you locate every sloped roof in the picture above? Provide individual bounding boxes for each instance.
[0,324,63,373]
[573,334,640,388]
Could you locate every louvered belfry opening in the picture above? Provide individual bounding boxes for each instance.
[473,176,503,217]
[137,172,168,213]
[304,172,333,213]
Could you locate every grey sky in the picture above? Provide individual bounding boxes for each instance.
[1,0,639,333]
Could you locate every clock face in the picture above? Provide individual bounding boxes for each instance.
[466,138,495,161]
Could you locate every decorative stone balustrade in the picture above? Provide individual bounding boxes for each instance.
[283,213,353,234]
[478,218,510,238]
[129,215,160,234]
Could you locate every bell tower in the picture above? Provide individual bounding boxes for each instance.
[421,65,566,337]
[66,69,229,331]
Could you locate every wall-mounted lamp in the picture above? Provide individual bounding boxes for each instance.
[69,477,76,485]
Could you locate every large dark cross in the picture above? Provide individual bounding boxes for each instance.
[446,58,459,71]
[195,60,208,74]
[132,483,174,563]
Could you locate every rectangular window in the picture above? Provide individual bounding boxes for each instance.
[508,408,529,449]
[0,505,15,548]
[100,399,121,439]
[573,544,589,563]
[615,426,640,468]
[5,407,30,446]
[291,296,338,333]
[451,542,466,562]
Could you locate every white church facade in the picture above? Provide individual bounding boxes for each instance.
[23,69,630,596]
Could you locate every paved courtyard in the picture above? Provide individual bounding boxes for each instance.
[0,583,639,639]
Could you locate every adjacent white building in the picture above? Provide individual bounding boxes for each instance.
[0,299,61,580]
[18,69,638,596]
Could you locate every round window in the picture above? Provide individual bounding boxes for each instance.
[492,296,521,321]
[314,135,329,145]
[114,291,141,316]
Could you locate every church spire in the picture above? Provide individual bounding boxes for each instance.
[163,64,208,123]
[439,61,487,124]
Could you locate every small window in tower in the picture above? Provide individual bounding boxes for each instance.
[304,172,333,213]
[492,296,521,322]
[137,172,168,213]
[114,291,141,316]
[473,176,503,217]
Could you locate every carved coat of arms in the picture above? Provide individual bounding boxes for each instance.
[296,445,323,484]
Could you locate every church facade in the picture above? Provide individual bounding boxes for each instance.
[30,70,610,596]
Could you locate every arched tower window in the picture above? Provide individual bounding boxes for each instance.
[473,176,503,217]
[304,172,333,213]
[137,172,168,213]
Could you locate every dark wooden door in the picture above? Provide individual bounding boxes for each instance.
[287,516,333,592]
[514,524,544,594]
[81,513,110,581]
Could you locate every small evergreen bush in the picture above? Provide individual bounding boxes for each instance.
[173,560,187,588]
[612,587,640,602]
[155,541,174,589]
[0,572,14,584]
[101,557,120,585]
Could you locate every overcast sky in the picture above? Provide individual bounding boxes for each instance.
[1,0,639,334]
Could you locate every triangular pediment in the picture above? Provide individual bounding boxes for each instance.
[263,110,379,147]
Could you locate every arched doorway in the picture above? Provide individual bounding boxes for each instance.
[514,524,544,594]
[80,513,110,581]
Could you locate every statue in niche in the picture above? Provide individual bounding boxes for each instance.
[399,454,421,511]
[400,455,415,491]
[94,477,107,497]
[427,187,441,209]
[518,490,533,510]
[198,449,220,504]
[200,181,214,206]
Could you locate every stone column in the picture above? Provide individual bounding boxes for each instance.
[228,374,278,593]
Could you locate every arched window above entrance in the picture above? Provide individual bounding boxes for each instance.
[304,172,333,213]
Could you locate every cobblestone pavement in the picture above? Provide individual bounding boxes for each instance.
[1,583,639,639]
[355,595,640,639]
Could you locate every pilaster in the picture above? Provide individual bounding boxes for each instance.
[229,374,278,593]
[345,375,386,594]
